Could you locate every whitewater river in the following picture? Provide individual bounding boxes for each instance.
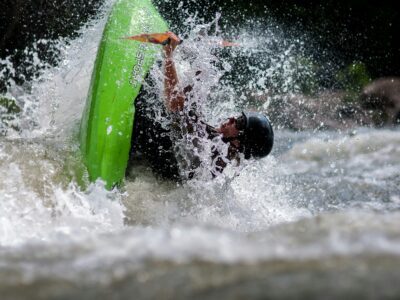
[1,3,400,299]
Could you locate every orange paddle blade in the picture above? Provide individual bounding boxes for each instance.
[124,32,238,47]
[124,32,171,45]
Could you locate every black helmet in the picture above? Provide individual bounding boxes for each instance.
[240,112,274,159]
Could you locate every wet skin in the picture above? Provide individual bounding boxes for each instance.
[217,117,242,149]
[218,117,240,138]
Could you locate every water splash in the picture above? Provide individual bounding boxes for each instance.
[127,14,313,230]
[0,1,123,247]
[0,139,125,247]
[0,0,394,252]
[1,1,113,139]
[1,4,400,298]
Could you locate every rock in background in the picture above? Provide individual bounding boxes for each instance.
[361,77,400,125]
[261,91,376,131]
[252,77,400,131]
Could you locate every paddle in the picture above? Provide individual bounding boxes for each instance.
[124,31,239,47]
[124,31,181,45]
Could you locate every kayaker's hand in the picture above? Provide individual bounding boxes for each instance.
[163,32,182,54]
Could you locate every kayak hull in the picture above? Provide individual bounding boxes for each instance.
[80,0,168,189]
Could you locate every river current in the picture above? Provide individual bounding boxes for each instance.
[1,2,400,299]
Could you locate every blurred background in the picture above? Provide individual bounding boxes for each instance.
[1,0,399,85]
[2,0,399,129]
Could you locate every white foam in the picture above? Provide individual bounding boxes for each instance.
[0,152,125,246]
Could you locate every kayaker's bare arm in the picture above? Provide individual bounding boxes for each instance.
[163,35,185,113]
[126,31,203,113]
[127,31,236,114]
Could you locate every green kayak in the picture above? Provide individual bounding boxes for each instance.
[80,0,168,189]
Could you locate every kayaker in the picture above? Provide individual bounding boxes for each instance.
[129,31,274,180]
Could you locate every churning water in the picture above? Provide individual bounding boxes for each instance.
[1,2,400,299]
